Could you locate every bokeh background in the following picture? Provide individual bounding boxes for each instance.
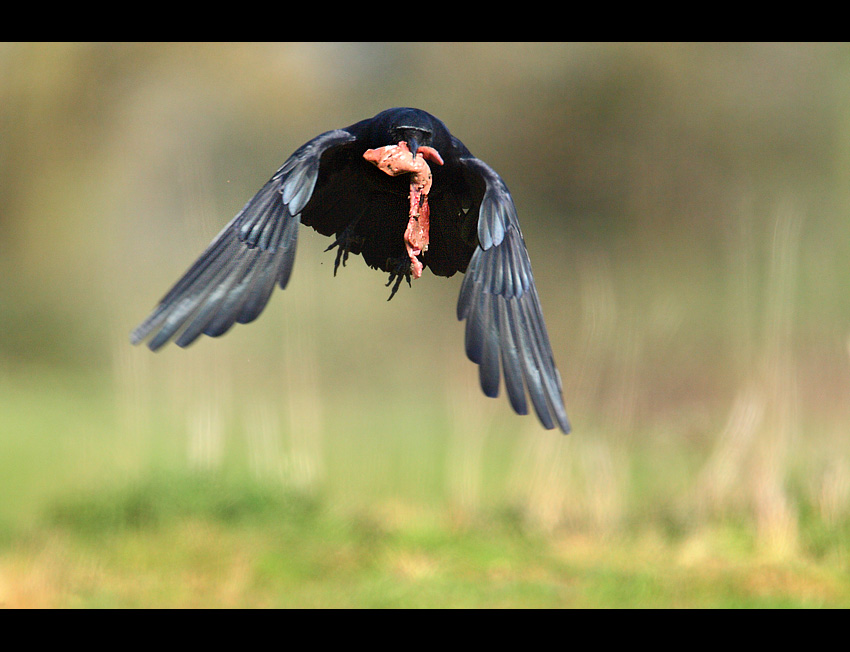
[2,42,850,607]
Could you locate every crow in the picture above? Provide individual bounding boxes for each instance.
[131,107,570,433]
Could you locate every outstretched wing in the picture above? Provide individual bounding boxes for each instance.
[131,129,357,351]
[456,156,571,433]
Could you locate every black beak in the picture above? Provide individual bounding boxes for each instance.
[406,135,420,160]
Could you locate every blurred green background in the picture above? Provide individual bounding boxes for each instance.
[2,42,850,607]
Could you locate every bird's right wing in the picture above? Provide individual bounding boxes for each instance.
[131,129,357,351]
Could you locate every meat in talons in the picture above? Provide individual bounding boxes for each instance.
[363,141,444,280]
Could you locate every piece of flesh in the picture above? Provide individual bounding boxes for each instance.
[363,141,444,279]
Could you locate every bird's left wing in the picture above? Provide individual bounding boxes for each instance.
[456,156,571,433]
[131,129,357,351]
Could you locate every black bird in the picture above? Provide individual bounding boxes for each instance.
[131,108,570,433]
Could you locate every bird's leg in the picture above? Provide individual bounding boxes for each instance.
[324,218,365,276]
[385,256,412,301]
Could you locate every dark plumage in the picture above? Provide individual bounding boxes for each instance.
[131,108,570,433]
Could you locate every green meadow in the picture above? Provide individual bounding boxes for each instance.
[2,43,850,607]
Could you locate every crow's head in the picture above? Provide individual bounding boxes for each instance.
[369,107,449,160]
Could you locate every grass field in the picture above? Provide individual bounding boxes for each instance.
[5,476,849,608]
[2,327,850,608]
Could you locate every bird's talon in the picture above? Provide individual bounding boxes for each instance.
[385,257,412,300]
[325,226,363,277]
